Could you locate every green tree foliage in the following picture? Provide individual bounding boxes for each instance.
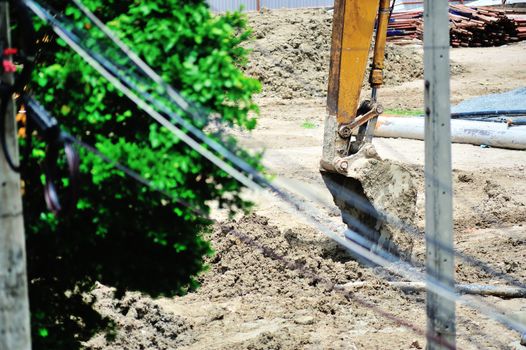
[22,1,261,348]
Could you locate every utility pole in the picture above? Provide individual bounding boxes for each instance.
[423,0,456,349]
[0,2,32,350]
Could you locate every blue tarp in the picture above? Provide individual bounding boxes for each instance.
[452,87,526,114]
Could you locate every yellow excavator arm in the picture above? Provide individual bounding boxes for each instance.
[320,0,417,260]
[322,0,391,171]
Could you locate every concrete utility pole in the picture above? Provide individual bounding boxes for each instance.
[0,2,32,350]
[423,0,456,349]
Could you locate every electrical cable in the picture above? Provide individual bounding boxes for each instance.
[65,0,526,318]
[24,0,526,339]
[24,0,264,191]
[451,110,526,118]
[52,126,456,350]
[20,92,451,348]
[22,96,80,215]
[0,86,19,170]
[0,0,516,348]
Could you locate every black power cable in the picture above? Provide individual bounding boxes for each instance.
[0,1,78,216]
[24,97,80,216]
[451,109,526,119]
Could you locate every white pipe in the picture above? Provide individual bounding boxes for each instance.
[371,117,526,150]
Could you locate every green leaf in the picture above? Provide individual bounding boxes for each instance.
[38,328,49,338]
[24,1,263,348]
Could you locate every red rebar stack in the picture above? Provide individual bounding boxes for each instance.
[387,10,423,44]
[508,13,526,40]
[386,4,526,47]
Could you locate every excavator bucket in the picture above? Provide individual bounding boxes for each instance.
[321,145,417,261]
[321,0,417,261]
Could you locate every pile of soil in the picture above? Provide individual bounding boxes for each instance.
[407,166,526,285]
[85,215,412,349]
[84,284,194,349]
[244,8,464,99]
[84,201,525,349]
[406,166,526,233]
[195,215,366,296]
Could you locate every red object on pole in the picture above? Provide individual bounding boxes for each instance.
[3,47,18,55]
[3,60,17,73]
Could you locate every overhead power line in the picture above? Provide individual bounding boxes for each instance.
[20,0,526,341]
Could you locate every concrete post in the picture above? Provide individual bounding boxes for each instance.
[0,2,32,349]
[423,0,456,349]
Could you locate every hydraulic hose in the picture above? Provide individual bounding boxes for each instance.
[451,110,526,118]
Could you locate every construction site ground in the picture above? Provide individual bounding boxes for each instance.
[86,9,526,350]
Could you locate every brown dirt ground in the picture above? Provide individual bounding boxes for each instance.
[86,9,526,350]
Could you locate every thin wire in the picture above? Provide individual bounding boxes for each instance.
[23,0,260,190]
[62,131,453,349]
[208,1,526,291]
[25,0,526,338]
[65,0,526,322]
[36,0,524,334]
[68,132,503,350]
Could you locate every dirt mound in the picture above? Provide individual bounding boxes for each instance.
[197,215,369,298]
[471,179,526,228]
[84,283,193,349]
[455,226,525,284]
[245,9,333,99]
[84,209,524,349]
[173,215,402,349]
[85,215,399,349]
[245,8,464,99]
[405,167,526,232]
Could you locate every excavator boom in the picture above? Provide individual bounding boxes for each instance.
[323,0,391,168]
[321,0,416,260]
[327,0,378,124]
